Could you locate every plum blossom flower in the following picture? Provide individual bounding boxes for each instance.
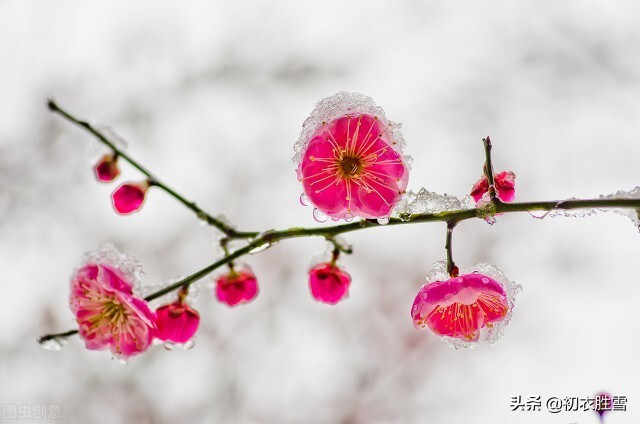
[69,246,155,360]
[295,92,410,220]
[411,261,521,348]
[308,262,351,305]
[215,266,258,307]
[94,153,120,182]
[470,171,516,205]
[155,289,200,344]
[112,181,149,214]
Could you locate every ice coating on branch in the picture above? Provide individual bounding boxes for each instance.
[599,186,640,232]
[294,92,411,220]
[394,188,470,216]
[548,206,597,219]
[412,260,522,349]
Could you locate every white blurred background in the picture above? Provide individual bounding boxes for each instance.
[1,1,639,423]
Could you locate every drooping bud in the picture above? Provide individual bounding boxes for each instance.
[112,181,149,214]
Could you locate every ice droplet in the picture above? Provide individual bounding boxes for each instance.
[484,216,497,225]
[164,339,195,351]
[344,213,354,222]
[299,193,310,206]
[38,337,67,351]
[377,217,390,225]
[313,208,329,223]
[248,243,270,254]
[248,233,278,255]
[528,210,551,220]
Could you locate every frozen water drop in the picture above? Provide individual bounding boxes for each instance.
[164,342,175,351]
[38,337,66,351]
[313,208,329,223]
[377,217,390,225]
[299,193,310,206]
[528,210,551,220]
[182,339,195,350]
[249,243,269,254]
[484,216,497,225]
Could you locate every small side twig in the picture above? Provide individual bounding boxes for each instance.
[482,136,499,203]
[445,221,459,277]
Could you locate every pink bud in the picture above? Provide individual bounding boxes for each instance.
[470,171,516,205]
[112,181,148,214]
[215,267,258,307]
[155,300,200,344]
[308,263,351,305]
[94,154,120,182]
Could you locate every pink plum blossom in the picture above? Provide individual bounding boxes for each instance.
[69,262,156,360]
[112,181,149,214]
[412,262,521,347]
[296,92,410,220]
[215,266,258,307]
[155,296,200,344]
[308,262,351,305]
[94,154,120,182]
[470,171,516,205]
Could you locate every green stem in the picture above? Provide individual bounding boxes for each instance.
[47,99,259,239]
[37,196,640,344]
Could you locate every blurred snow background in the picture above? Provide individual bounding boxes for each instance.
[1,1,639,423]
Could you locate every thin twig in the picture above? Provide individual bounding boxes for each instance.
[482,136,499,203]
[445,221,458,277]
[47,99,259,239]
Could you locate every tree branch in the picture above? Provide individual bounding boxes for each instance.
[47,99,259,239]
[37,195,640,345]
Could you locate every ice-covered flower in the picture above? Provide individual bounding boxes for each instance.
[308,262,351,305]
[215,266,258,307]
[295,92,410,220]
[155,294,200,344]
[94,153,120,182]
[470,171,516,205]
[69,247,155,360]
[411,261,521,348]
[112,181,149,214]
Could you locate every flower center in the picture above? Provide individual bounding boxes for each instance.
[339,155,362,177]
[102,300,127,325]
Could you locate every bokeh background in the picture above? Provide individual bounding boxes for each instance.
[1,1,639,423]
